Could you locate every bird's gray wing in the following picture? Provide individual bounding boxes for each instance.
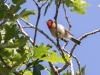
[64,28,74,36]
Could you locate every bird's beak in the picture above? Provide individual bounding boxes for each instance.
[45,21,47,23]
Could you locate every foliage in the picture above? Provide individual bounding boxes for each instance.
[0,0,89,75]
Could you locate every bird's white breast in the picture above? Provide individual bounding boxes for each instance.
[50,23,66,38]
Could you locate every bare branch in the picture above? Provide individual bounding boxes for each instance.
[33,0,39,7]
[58,63,69,73]
[62,1,72,31]
[61,38,69,49]
[33,7,41,46]
[16,20,36,46]
[70,29,100,57]
[41,0,48,8]
[70,44,77,57]
[79,29,100,40]
[33,0,47,46]
[54,0,68,63]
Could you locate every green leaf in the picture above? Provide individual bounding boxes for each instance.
[49,68,55,75]
[81,65,86,75]
[23,70,32,75]
[33,43,50,59]
[0,48,12,58]
[57,54,71,63]
[33,64,45,75]
[4,24,19,43]
[44,0,53,16]
[65,0,89,14]
[40,51,57,64]
[63,72,71,75]
[40,51,71,64]
[0,8,7,20]
[20,9,36,20]
[76,65,86,75]
[0,64,11,75]
[12,0,26,6]
[6,36,29,48]
[10,4,21,13]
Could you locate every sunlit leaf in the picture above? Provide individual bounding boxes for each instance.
[33,43,50,59]
[20,9,36,20]
[44,0,53,16]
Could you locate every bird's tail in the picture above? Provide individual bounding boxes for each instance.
[71,37,81,45]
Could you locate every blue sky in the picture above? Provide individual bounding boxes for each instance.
[7,0,100,75]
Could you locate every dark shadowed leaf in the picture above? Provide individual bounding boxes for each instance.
[12,0,26,6]
[33,64,45,75]
[44,0,53,16]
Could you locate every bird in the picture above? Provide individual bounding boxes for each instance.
[46,19,81,45]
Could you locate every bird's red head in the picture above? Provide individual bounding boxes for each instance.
[46,19,53,29]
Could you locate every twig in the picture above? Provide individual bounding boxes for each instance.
[41,0,48,8]
[79,29,100,40]
[16,20,36,46]
[58,63,69,72]
[70,44,77,57]
[61,38,69,49]
[62,1,72,31]
[70,29,100,57]
[54,0,68,63]
[33,0,48,46]
[33,0,39,7]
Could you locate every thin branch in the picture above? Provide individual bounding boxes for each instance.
[33,7,41,45]
[61,38,69,49]
[62,1,72,31]
[0,56,21,75]
[70,29,100,57]
[33,0,47,46]
[33,0,39,7]
[16,20,36,46]
[54,0,68,64]
[58,63,69,73]
[79,29,100,40]
[41,0,48,8]
[70,44,77,57]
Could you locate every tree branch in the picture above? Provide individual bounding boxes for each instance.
[16,20,36,46]
[70,29,100,57]
[33,0,47,46]
[62,1,72,31]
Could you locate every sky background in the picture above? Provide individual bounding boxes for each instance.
[7,0,100,75]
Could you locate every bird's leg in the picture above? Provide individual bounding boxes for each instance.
[61,38,69,43]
